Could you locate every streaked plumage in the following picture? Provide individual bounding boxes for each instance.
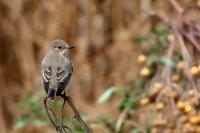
[41,39,74,100]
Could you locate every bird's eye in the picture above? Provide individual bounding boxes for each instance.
[58,46,62,49]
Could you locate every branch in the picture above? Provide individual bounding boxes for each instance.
[62,95,93,133]
[168,0,184,14]
[44,97,73,133]
[44,94,92,133]
[115,108,128,133]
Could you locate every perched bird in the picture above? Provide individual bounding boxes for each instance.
[41,39,74,100]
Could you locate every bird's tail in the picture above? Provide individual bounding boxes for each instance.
[48,86,57,101]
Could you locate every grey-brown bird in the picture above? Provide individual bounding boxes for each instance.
[41,39,74,100]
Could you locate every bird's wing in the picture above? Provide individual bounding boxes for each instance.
[56,61,73,94]
[41,66,52,93]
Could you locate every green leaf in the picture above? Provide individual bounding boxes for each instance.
[146,120,152,133]
[98,115,110,123]
[18,92,44,112]
[129,97,140,108]
[33,119,47,127]
[151,27,170,38]
[14,115,30,129]
[115,87,130,96]
[119,96,140,112]
[148,55,176,69]
[147,55,159,66]
[74,127,85,133]
[134,36,149,43]
[160,57,176,69]
[131,128,141,133]
[81,113,89,121]
[147,44,164,53]
[97,87,119,104]
[119,98,129,111]
[134,78,145,90]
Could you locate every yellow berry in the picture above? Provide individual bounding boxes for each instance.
[156,102,165,111]
[190,66,199,77]
[167,34,175,42]
[168,91,178,100]
[154,82,163,90]
[184,103,193,113]
[177,61,184,70]
[137,54,147,65]
[140,98,150,106]
[189,115,200,125]
[149,83,162,98]
[177,101,185,110]
[140,67,151,77]
[171,74,181,83]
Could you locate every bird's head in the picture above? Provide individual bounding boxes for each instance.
[51,39,75,55]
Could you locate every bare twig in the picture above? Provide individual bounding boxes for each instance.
[168,0,184,14]
[115,108,128,133]
[60,94,93,133]
[61,99,67,132]
[44,97,73,133]
[175,29,198,90]
[44,97,59,131]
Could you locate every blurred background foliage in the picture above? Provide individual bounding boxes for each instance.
[1,0,200,133]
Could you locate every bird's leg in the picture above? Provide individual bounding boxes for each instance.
[60,94,93,133]
[43,97,59,131]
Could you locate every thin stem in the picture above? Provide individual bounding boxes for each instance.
[168,0,184,14]
[61,100,66,130]
[44,97,72,133]
[44,97,59,131]
[61,94,93,133]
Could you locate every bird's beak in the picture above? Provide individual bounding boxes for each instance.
[66,45,75,49]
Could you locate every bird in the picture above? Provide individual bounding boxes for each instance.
[41,39,74,101]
